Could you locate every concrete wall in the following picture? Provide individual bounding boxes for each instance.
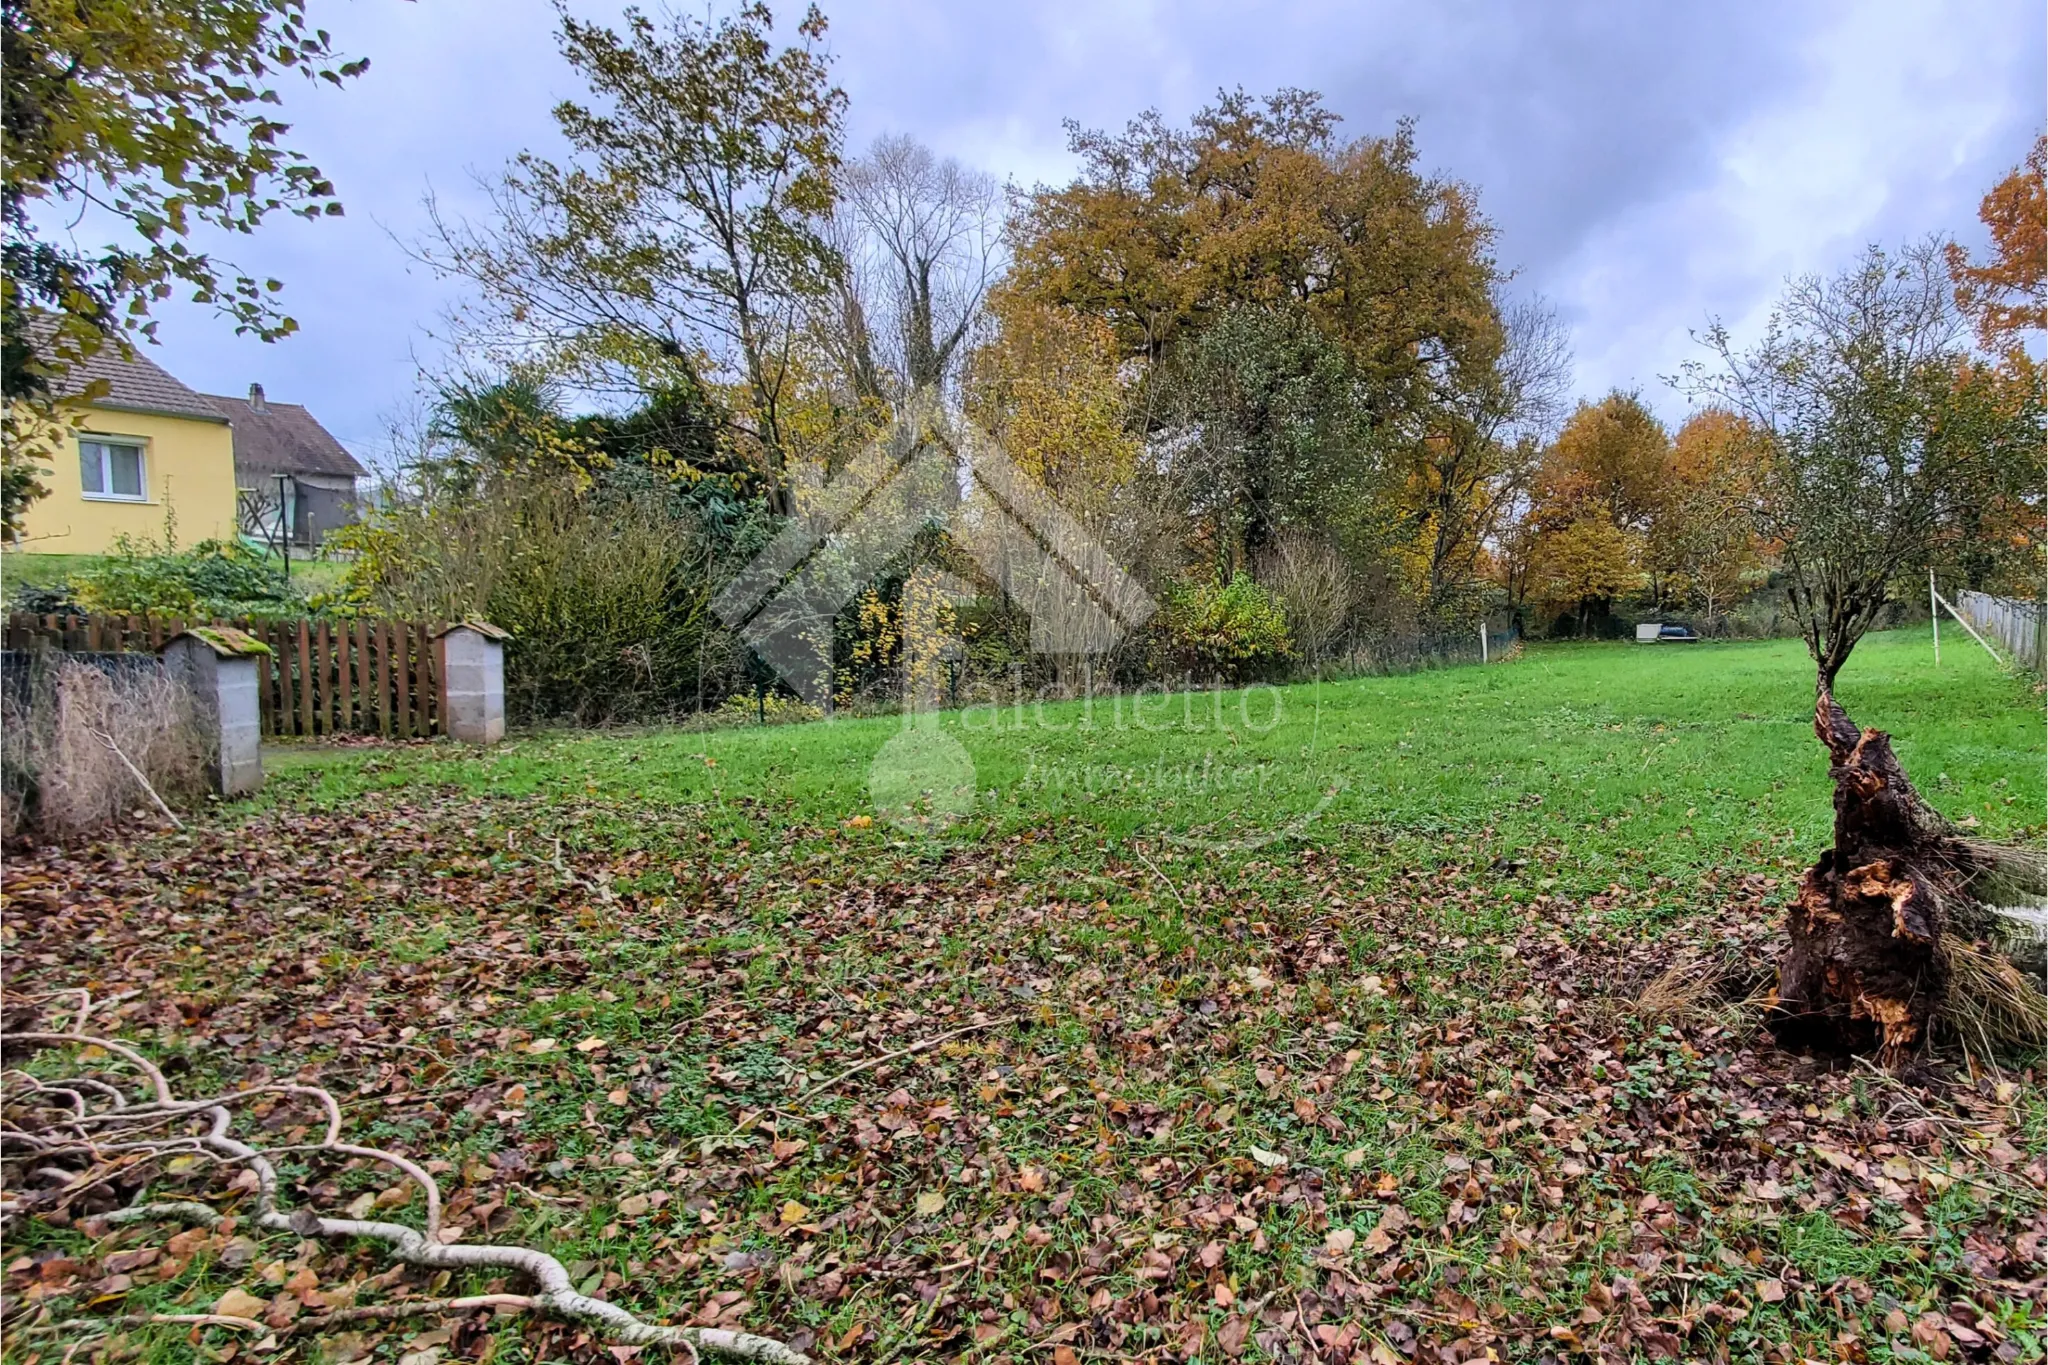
[437,628,505,745]
[162,638,264,795]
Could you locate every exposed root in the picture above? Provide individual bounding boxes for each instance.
[1957,836,2048,905]
[0,1014,810,1363]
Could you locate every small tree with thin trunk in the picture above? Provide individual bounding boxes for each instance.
[418,2,844,517]
[1684,239,2044,1058]
[1682,238,2040,692]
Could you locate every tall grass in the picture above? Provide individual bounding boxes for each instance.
[2,658,207,837]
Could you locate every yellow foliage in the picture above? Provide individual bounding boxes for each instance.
[965,291,1139,505]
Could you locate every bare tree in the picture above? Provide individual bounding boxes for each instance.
[1256,532,1355,667]
[1414,298,1573,624]
[828,135,1002,400]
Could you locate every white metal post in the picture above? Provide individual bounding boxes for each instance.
[1480,621,1489,664]
[1929,567,1939,666]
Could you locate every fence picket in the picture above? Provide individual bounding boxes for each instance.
[351,620,368,731]
[315,621,334,736]
[393,623,412,739]
[277,620,298,736]
[256,624,274,735]
[3,612,451,737]
[370,626,385,740]
[411,626,432,740]
[293,621,312,737]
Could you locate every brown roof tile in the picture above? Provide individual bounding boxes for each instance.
[56,341,230,424]
[206,389,367,481]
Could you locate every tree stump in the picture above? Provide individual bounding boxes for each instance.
[1770,690,1980,1057]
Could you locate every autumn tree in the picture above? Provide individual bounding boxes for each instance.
[1686,238,2043,690]
[1532,392,1670,532]
[1517,391,1668,632]
[1399,301,1571,625]
[421,2,843,516]
[1946,134,2045,366]
[1005,88,1536,636]
[1531,518,1638,636]
[1942,137,2047,594]
[1,0,366,536]
[1646,409,1764,629]
[1147,301,1376,574]
[964,290,1140,525]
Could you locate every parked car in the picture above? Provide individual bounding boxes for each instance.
[1635,621,1701,643]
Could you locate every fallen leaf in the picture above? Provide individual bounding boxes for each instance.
[1217,1314,1251,1357]
[214,1287,268,1319]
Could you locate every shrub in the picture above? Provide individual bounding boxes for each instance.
[1158,572,1294,683]
[1257,534,1355,667]
[1,658,208,837]
[334,464,760,723]
[714,691,822,726]
[71,536,306,618]
[8,582,80,615]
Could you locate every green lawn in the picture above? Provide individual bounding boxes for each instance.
[7,627,2042,1365]
[0,548,351,597]
[269,627,2043,900]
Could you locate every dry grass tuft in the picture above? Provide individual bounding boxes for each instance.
[1937,936,2048,1060]
[2,658,207,838]
[1635,952,1774,1028]
[1955,835,2048,914]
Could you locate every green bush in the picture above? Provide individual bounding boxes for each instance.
[71,537,306,618]
[333,464,763,723]
[1157,572,1294,682]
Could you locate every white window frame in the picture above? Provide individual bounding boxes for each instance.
[79,437,149,502]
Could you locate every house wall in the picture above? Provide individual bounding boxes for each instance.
[294,474,358,546]
[9,404,238,554]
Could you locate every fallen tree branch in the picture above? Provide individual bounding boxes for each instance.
[0,1010,810,1363]
[794,1014,1016,1104]
[89,729,185,830]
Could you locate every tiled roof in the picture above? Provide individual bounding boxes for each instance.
[206,390,367,480]
[55,340,229,423]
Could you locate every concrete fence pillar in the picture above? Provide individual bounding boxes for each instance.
[160,628,267,795]
[433,621,509,745]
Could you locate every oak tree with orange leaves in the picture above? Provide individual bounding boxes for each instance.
[1946,134,2045,364]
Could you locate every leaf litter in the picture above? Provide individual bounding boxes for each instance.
[1,788,2042,1363]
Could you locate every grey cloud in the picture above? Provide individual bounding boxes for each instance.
[102,0,2047,453]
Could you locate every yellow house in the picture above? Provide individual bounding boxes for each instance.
[9,344,239,554]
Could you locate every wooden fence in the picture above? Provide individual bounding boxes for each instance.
[3,613,444,739]
[1955,590,2046,674]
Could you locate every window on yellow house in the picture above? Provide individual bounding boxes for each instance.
[80,439,147,501]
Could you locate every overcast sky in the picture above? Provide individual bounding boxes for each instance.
[72,0,2046,461]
